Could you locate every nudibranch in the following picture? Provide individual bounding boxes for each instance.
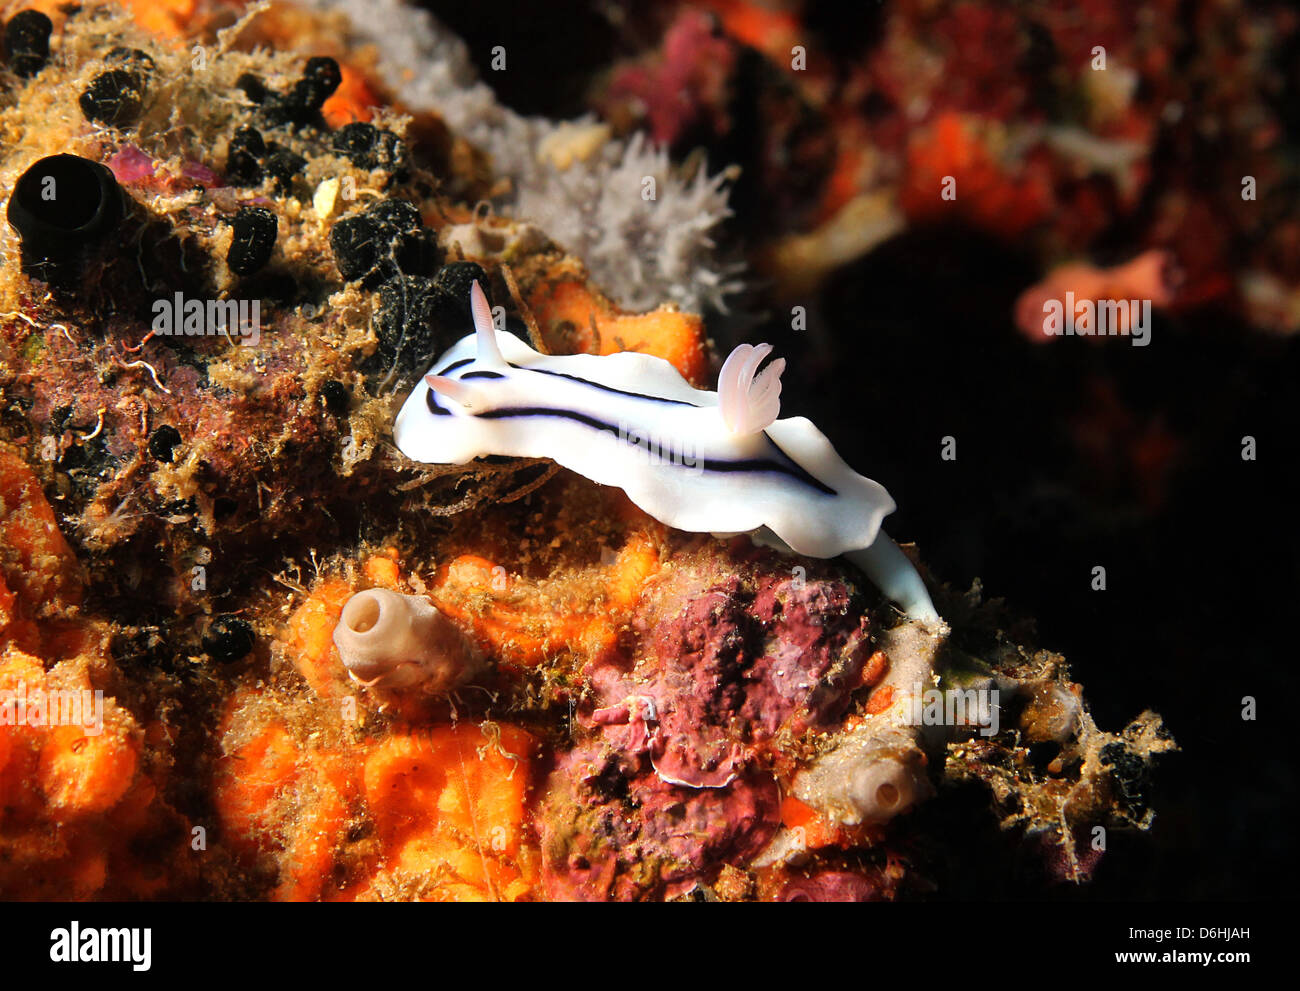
[394,283,939,622]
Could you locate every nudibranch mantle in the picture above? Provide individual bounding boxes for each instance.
[394,284,938,621]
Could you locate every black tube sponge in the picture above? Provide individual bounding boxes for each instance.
[6,154,126,273]
[3,10,52,78]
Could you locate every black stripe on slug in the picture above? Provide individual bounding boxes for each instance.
[461,370,506,380]
[765,435,828,490]
[436,357,475,376]
[477,406,607,429]
[474,406,836,496]
[425,389,450,416]
[512,364,699,407]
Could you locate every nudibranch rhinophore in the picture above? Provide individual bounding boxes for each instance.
[393,283,939,622]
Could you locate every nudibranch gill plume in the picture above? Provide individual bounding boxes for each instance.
[393,283,939,622]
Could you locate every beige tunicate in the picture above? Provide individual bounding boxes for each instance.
[332,588,482,691]
[844,752,930,824]
[792,726,933,827]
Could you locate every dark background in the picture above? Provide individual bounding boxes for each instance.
[423,0,1297,899]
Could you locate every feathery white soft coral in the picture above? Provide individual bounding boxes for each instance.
[297,0,741,313]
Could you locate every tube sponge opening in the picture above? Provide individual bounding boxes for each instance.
[792,729,934,828]
[7,154,126,275]
[332,588,482,691]
[846,754,930,824]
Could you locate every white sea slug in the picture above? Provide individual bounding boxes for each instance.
[393,283,939,622]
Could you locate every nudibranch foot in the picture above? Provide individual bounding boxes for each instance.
[845,532,939,624]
